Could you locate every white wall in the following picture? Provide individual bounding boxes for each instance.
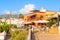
[0,31,6,40]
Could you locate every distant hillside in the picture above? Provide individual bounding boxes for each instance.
[0,13,27,19]
[0,14,18,19]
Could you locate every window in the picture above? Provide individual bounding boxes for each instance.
[31,14,36,18]
[30,14,36,20]
[46,14,48,16]
[40,15,43,20]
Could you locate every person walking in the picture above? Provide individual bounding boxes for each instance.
[46,26,49,33]
[31,25,35,32]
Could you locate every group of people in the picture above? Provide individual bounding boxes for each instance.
[23,24,49,33]
[40,25,49,32]
[30,25,49,33]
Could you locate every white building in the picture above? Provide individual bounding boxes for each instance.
[1,18,24,28]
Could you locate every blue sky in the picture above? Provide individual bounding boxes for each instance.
[0,0,60,14]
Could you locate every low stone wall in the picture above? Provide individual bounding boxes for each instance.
[27,29,32,40]
[0,31,6,40]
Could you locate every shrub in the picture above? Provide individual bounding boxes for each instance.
[11,30,19,39]
[0,22,17,33]
[0,26,3,32]
[47,18,58,28]
[2,24,10,33]
[11,24,17,28]
[0,22,11,33]
[11,29,28,40]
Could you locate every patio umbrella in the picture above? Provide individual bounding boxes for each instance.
[24,22,32,24]
[34,20,49,23]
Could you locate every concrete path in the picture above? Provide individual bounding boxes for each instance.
[5,34,11,40]
[31,29,60,40]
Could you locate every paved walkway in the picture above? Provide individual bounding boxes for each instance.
[31,29,60,40]
[5,34,11,40]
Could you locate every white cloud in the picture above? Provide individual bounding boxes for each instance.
[19,4,35,14]
[5,10,16,15]
[5,10,10,14]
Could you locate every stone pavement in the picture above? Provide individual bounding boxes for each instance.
[5,34,11,40]
[31,29,60,40]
